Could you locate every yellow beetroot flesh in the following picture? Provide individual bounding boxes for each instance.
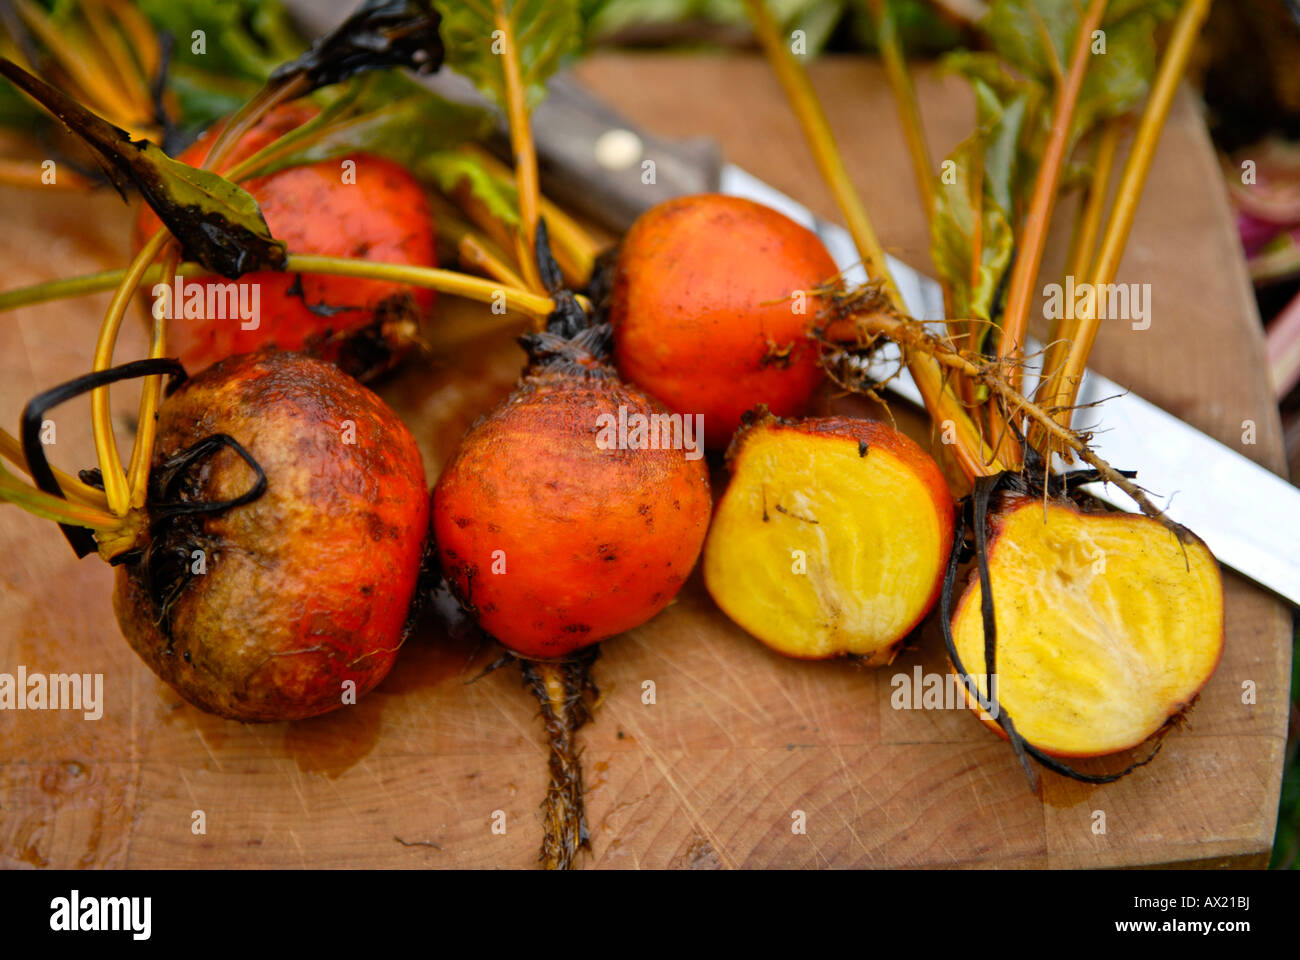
[951,498,1224,758]
[704,417,953,663]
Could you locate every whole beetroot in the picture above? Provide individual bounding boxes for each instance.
[609,194,838,448]
[113,349,430,721]
[433,327,712,661]
[136,104,437,379]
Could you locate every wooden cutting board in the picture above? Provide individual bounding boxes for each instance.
[0,54,1291,869]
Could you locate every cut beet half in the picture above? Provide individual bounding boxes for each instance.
[950,497,1225,759]
[704,413,954,663]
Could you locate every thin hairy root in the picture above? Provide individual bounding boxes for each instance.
[519,650,599,870]
[819,286,1174,528]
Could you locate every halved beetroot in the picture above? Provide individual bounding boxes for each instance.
[704,411,954,664]
[949,497,1224,758]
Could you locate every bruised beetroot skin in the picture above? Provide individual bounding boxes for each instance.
[113,350,430,721]
[136,104,437,380]
[432,334,713,660]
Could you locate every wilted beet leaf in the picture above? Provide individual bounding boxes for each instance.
[0,57,286,278]
[269,0,444,92]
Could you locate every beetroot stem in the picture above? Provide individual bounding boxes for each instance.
[12,0,151,138]
[744,0,1001,482]
[460,144,599,288]
[90,228,170,516]
[494,4,545,300]
[991,0,1108,469]
[196,73,310,176]
[1037,118,1124,392]
[0,257,560,319]
[0,429,106,508]
[126,241,180,506]
[0,465,120,529]
[286,255,558,318]
[1042,0,1212,448]
[845,300,1171,523]
[867,0,934,219]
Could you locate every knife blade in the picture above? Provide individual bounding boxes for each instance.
[278,0,1300,605]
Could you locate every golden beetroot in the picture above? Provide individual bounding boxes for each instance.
[432,318,713,870]
[135,104,437,379]
[608,194,838,448]
[949,496,1224,759]
[433,327,712,660]
[113,349,430,721]
[704,411,954,663]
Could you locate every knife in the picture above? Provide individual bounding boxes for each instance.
[284,2,1300,606]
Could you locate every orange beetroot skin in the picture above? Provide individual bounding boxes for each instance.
[136,104,436,377]
[433,351,712,659]
[113,350,430,721]
[609,194,838,448]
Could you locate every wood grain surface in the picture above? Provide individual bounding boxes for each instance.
[0,54,1291,869]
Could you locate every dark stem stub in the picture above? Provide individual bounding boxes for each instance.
[112,434,268,645]
[269,0,444,91]
[519,648,600,870]
[109,434,269,650]
[20,357,187,558]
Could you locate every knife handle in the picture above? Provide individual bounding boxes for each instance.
[523,74,723,234]
[280,1,719,233]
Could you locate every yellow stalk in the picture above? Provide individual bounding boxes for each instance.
[965,144,985,377]
[0,264,182,311]
[494,6,544,298]
[846,303,1167,519]
[0,428,108,508]
[427,191,528,288]
[1067,119,1124,287]
[1,256,559,318]
[0,32,35,73]
[458,234,529,289]
[996,0,1108,389]
[126,241,178,507]
[13,0,141,128]
[1045,0,1211,441]
[286,255,556,318]
[745,0,1000,478]
[1036,117,1123,399]
[867,0,933,218]
[744,0,900,306]
[986,0,1108,470]
[91,228,168,516]
[198,74,309,175]
[80,0,153,116]
[0,480,121,529]
[461,144,599,287]
[1030,4,1066,83]
[101,0,160,80]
